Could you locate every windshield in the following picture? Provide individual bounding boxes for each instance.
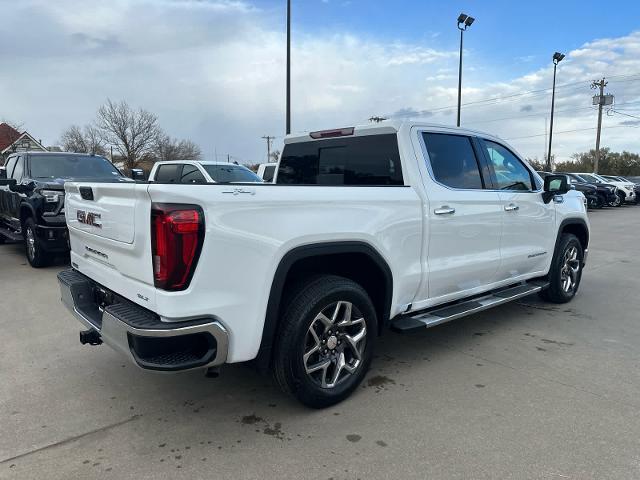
[30,155,122,179]
[578,173,600,183]
[592,174,610,183]
[203,164,262,183]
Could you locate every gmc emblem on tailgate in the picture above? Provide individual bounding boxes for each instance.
[77,209,102,228]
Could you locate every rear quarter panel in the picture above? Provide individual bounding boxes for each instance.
[147,184,423,362]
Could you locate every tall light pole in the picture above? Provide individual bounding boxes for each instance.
[546,51,565,171]
[456,13,475,127]
[286,0,291,135]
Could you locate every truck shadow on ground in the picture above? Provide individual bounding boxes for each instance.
[85,293,564,436]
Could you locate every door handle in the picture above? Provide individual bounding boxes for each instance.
[504,203,519,212]
[434,206,456,215]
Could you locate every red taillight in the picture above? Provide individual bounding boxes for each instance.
[151,203,204,291]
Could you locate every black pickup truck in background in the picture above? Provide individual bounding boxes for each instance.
[0,151,130,267]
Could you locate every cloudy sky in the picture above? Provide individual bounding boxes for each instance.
[1,0,640,164]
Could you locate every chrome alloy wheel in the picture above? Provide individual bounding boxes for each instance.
[303,301,367,389]
[26,226,36,261]
[560,245,580,293]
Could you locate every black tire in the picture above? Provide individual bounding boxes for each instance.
[610,192,624,207]
[540,233,583,304]
[0,235,5,244]
[23,217,49,268]
[272,275,377,408]
[595,195,605,209]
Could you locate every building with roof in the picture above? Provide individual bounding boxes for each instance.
[0,123,47,164]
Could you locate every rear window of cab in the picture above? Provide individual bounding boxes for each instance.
[276,134,403,186]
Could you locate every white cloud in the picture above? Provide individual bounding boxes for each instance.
[0,1,639,164]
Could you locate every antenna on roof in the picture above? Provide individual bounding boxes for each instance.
[368,116,388,123]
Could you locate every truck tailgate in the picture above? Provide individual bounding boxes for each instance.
[66,182,138,243]
[65,181,156,308]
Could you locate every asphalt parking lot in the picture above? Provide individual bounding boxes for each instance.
[2,207,640,480]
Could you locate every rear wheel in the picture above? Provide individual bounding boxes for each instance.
[540,233,583,304]
[272,275,376,408]
[23,218,49,268]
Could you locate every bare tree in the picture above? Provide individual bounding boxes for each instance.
[269,149,281,163]
[95,99,160,170]
[1,118,24,131]
[154,134,202,161]
[59,124,106,156]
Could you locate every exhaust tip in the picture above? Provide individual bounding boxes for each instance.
[79,329,102,346]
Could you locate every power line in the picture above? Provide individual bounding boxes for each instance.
[608,109,640,120]
[464,99,640,126]
[388,74,640,119]
[505,123,637,141]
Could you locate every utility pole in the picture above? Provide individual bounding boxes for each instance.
[591,77,609,174]
[262,135,275,162]
[286,0,291,135]
[227,153,230,163]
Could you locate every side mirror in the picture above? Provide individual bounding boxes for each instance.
[543,174,569,203]
[0,167,6,179]
[131,168,146,181]
[10,181,35,193]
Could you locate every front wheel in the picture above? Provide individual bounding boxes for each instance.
[610,192,623,207]
[272,275,377,408]
[540,234,584,304]
[23,218,49,268]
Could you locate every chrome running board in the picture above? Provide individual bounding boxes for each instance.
[391,280,549,333]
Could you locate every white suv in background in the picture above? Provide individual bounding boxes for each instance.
[576,172,636,205]
[148,161,262,184]
[256,163,277,182]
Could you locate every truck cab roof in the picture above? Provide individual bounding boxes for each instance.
[284,120,506,146]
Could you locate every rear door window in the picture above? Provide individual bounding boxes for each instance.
[277,134,403,185]
[11,157,24,182]
[155,164,182,183]
[422,133,484,189]
[263,165,276,182]
[180,165,206,184]
[4,156,17,177]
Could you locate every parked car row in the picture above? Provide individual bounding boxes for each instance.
[537,171,639,209]
[0,153,264,267]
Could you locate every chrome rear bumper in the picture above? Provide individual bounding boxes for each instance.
[58,269,228,372]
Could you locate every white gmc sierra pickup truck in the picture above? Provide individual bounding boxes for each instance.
[58,121,589,408]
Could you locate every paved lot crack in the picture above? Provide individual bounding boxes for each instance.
[0,415,140,465]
